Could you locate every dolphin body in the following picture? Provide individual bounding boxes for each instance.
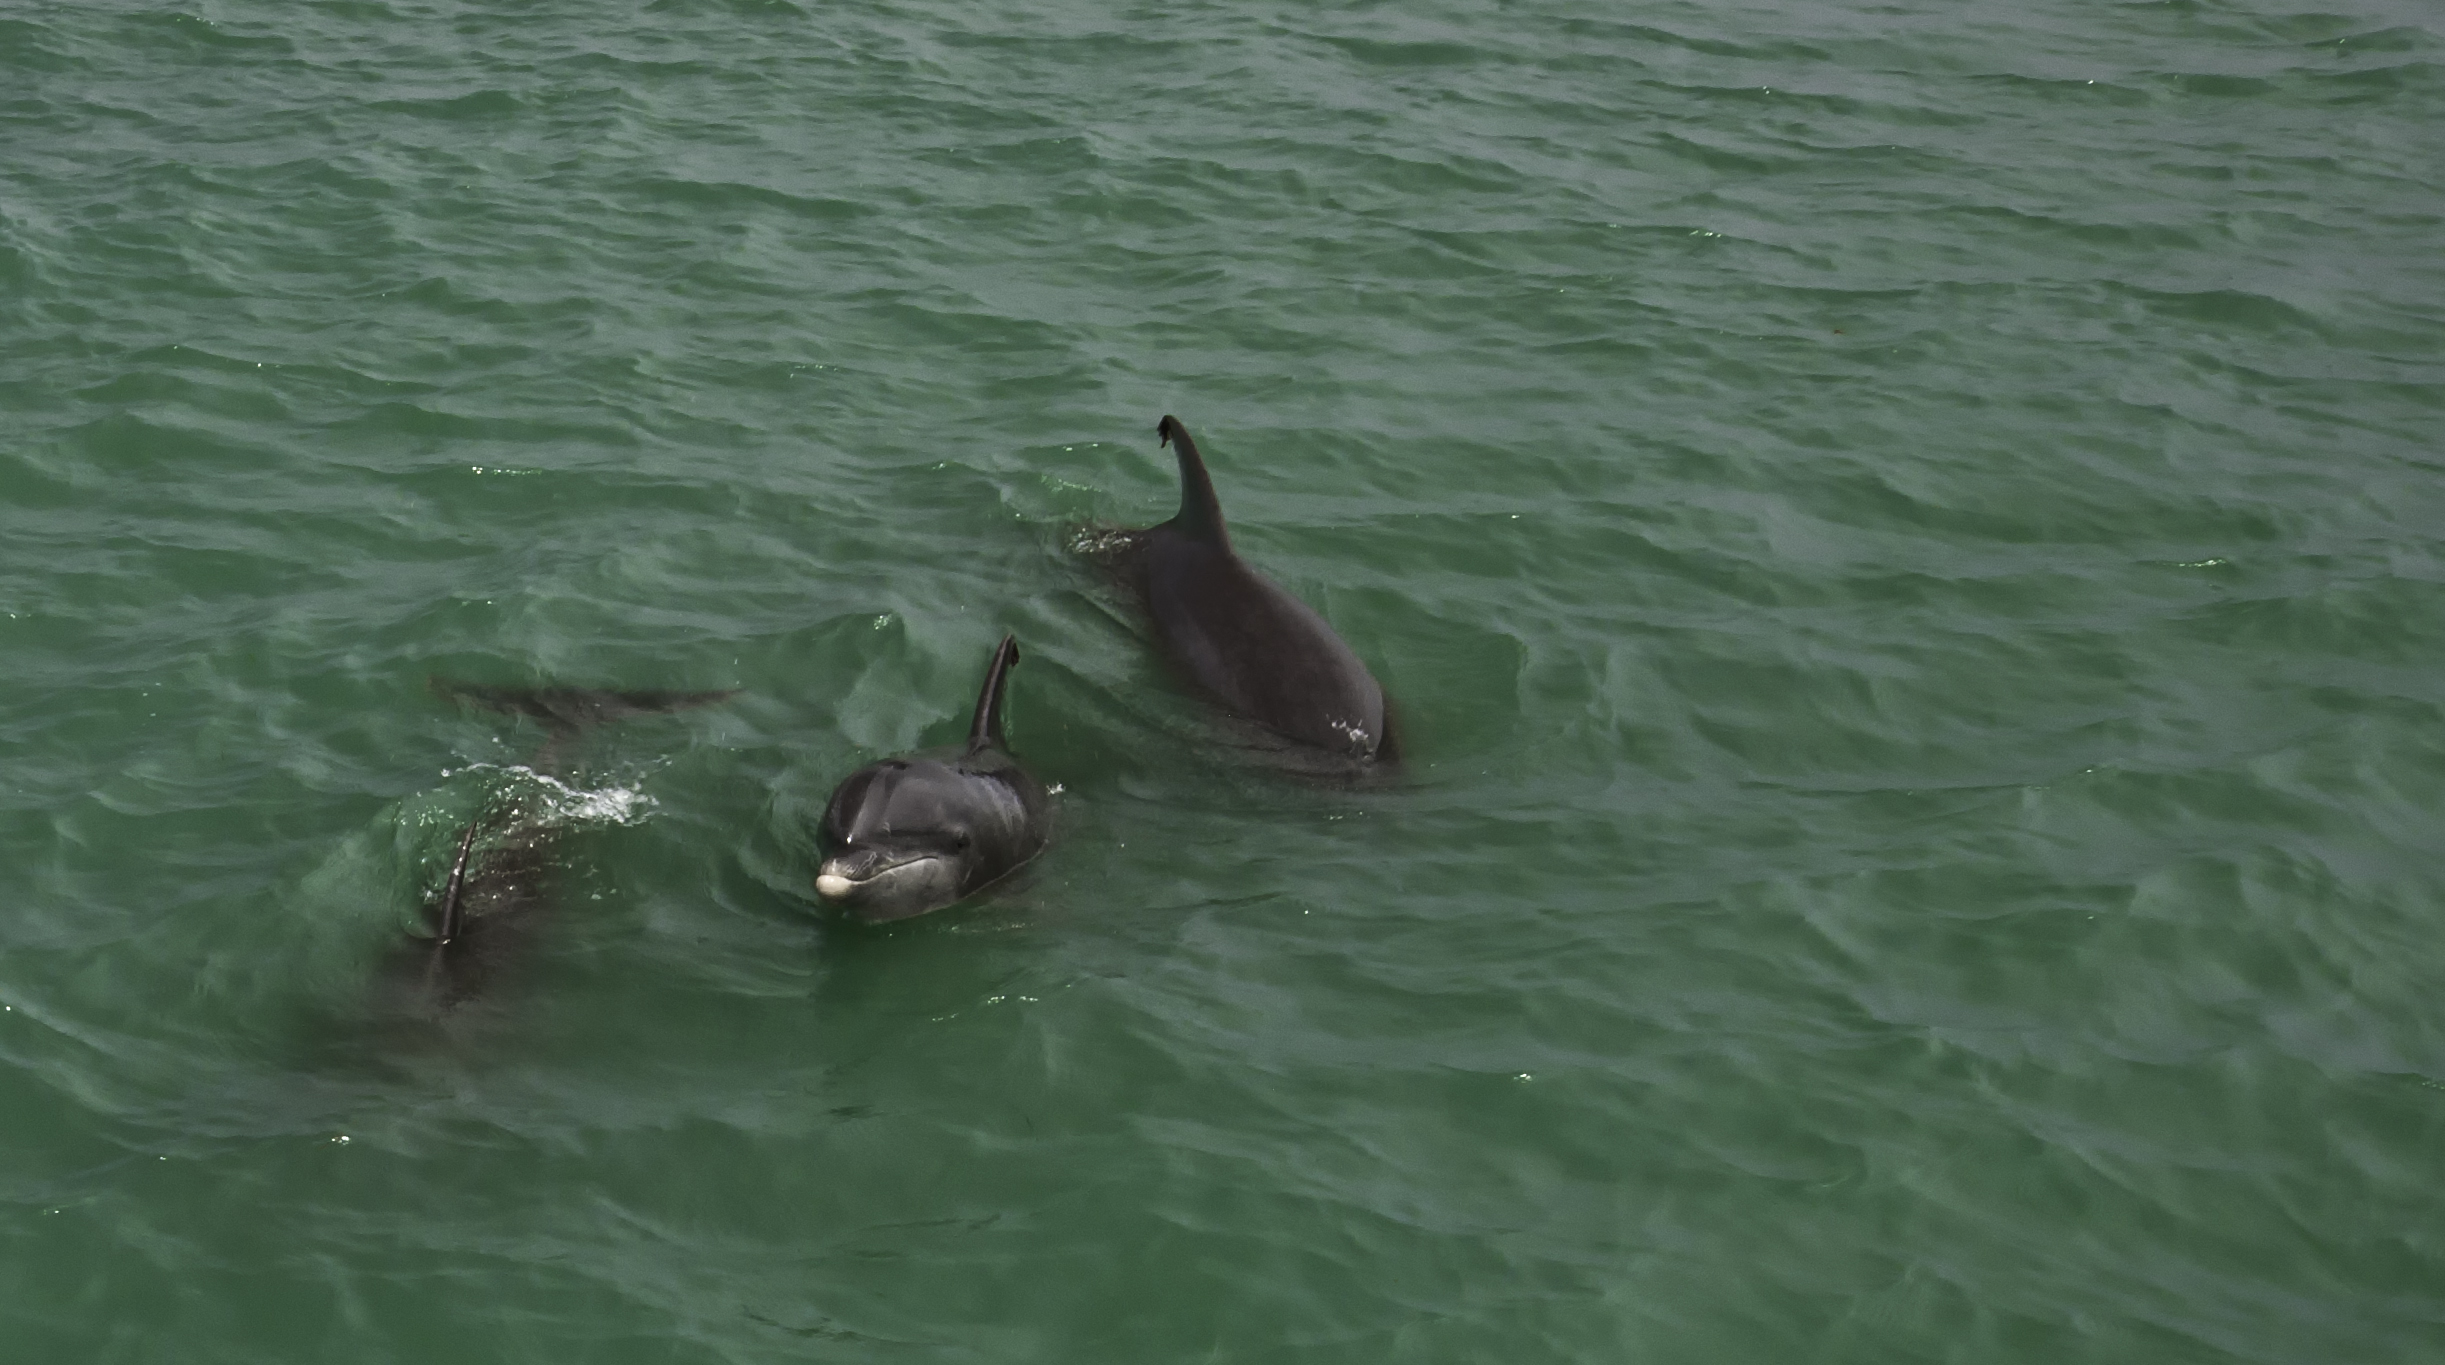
[1104,415,1396,765]
[393,681,733,1010]
[814,635,1052,922]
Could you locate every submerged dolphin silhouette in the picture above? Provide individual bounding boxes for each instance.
[1103,415,1396,763]
[396,681,733,1008]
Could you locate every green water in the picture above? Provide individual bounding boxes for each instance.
[6,0,2444,1358]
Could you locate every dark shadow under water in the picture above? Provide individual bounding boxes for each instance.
[353,682,735,1045]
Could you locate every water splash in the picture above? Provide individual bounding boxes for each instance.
[497,766,655,828]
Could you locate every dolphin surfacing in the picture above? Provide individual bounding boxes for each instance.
[394,681,734,1009]
[815,635,1053,922]
[1105,415,1395,764]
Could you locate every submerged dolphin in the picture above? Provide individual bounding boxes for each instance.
[396,681,733,1008]
[1105,415,1395,763]
[815,635,1052,922]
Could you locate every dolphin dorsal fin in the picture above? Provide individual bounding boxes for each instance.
[1157,415,1231,550]
[967,634,1022,754]
[434,818,480,945]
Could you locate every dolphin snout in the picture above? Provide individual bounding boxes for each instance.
[813,845,960,920]
[815,846,902,901]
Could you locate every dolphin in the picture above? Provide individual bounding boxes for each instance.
[1104,415,1396,764]
[396,681,733,1008]
[814,635,1052,922]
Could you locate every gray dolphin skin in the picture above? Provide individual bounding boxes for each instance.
[397,681,734,1008]
[1112,415,1395,763]
[815,635,1052,922]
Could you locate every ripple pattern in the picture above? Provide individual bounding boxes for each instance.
[2,0,2443,1360]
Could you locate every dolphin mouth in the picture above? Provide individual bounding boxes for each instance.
[815,858,899,900]
[814,850,959,919]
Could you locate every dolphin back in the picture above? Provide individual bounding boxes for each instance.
[1142,543,1389,758]
[1129,417,1394,763]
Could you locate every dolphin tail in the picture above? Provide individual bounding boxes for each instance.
[1157,415,1231,549]
[966,635,1022,754]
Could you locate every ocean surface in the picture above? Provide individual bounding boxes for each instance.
[4,0,2443,1359]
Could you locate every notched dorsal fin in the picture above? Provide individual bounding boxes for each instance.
[1157,415,1230,549]
[967,634,1021,754]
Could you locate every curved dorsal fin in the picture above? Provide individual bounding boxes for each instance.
[967,634,1021,754]
[1157,415,1230,549]
[434,818,480,946]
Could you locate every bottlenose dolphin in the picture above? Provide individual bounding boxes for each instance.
[396,681,733,1008]
[1104,415,1395,763]
[815,635,1052,922]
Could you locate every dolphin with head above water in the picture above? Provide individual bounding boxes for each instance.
[815,634,1053,922]
[1104,415,1395,764]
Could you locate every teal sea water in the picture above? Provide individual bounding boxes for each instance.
[5,0,2444,1358]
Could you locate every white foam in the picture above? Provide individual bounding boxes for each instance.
[501,766,655,827]
[1068,525,1139,557]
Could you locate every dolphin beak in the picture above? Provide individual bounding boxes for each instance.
[814,849,958,920]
